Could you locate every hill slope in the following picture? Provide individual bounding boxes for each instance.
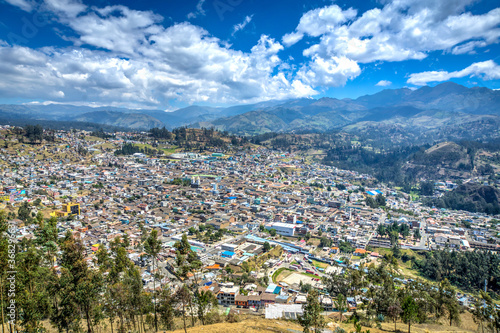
[74,111,163,130]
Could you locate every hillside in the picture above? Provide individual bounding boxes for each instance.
[1,82,500,137]
[74,111,163,130]
[425,183,500,214]
[193,83,500,143]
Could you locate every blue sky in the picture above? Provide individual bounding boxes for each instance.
[0,0,499,110]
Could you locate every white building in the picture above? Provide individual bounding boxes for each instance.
[265,304,304,319]
[265,222,295,236]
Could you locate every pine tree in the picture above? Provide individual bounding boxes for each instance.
[144,229,161,332]
[298,290,326,333]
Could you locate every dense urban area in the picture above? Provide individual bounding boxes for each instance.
[1,125,500,333]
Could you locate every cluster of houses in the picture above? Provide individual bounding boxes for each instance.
[0,126,498,317]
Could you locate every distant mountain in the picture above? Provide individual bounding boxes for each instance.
[0,82,499,135]
[74,111,163,130]
[193,83,500,139]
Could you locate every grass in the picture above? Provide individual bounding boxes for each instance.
[301,272,320,278]
[311,260,328,269]
[37,310,477,333]
[272,267,292,283]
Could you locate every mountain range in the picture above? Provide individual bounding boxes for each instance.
[1,82,499,141]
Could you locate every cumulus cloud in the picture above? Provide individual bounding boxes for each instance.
[282,0,500,89]
[376,80,392,87]
[232,15,253,36]
[407,60,500,85]
[2,0,500,108]
[0,25,314,107]
[297,55,361,87]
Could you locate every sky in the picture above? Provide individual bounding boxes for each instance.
[0,0,499,110]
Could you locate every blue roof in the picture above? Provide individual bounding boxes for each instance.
[221,251,235,256]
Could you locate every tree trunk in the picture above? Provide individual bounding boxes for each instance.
[86,308,92,333]
[182,302,187,333]
[394,319,396,332]
[408,321,410,333]
[110,319,113,333]
[153,259,158,332]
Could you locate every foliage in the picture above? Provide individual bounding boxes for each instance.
[414,249,500,293]
[298,290,326,333]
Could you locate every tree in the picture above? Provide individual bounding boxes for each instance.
[319,236,332,248]
[176,285,191,333]
[144,229,162,332]
[401,295,418,333]
[195,289,218,325]
[387,302,402,332]
[376,193,386,207]
[420,181,435,196]
[413,228,421,240]
[17,201,31,222]
[377,224,387,237]
[157,289,175,330]
[263,241,271,252]
[269,228,277,237]
[473,291,500,333]
[298,290,326,333]
[334,294,347,323]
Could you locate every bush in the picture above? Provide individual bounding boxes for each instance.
[226,312,240,323]
[205,310,224,325]
[334,327,347,333]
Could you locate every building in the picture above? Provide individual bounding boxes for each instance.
[54,202,80,217]
[217,286,239,306]
[221,251,235,259]
[265,222,295,236]
[265,304,304,319]
[235,294,249,308]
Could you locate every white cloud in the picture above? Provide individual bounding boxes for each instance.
[187,0,206,19]
[232,15,253,36]
[281,0,500,89]
[44,0,86,18]
[282,32,303,47]
[376,80,392,87]
[297,55,361,87]
[407,60,500,85]
[2,0,500,108]
[451,40,487,54]
[4,0,34,11]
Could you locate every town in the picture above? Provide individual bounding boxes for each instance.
[0,125,499,333]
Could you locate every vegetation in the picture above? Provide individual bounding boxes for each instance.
[414,249,500,294]
[423,183,500,215]
[298,289,326,333]
[114,143,163,156]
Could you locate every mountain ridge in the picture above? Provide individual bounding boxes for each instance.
[0,83,499,140]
